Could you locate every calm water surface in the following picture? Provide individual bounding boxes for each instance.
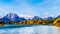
[0,25,60,34]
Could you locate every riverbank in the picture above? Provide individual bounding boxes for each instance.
[0,24,55,29]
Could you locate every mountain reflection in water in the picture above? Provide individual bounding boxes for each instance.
[0,25,60,34]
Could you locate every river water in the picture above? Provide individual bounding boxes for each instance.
[0,25,60,34]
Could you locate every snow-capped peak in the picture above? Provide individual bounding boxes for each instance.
[1,12,26,22]
[6,12,18,19]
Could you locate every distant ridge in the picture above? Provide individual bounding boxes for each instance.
[32,16,43,20]
[44,17,54,20]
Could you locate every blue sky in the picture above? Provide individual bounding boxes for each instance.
[0,0,60,18]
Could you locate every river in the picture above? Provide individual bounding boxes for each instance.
[0,25,60,34]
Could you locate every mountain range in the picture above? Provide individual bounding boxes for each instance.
[0,12,56,22]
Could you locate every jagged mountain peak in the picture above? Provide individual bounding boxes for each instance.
[6,12,18,18]
[4,12,19,21]
[0,12,26,22]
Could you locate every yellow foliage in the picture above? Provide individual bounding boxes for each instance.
[18,20,43,24]
[53,18,60,27]
[53,18,60,24]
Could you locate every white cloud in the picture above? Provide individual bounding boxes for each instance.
[43,13,49,18]
[43,12,56,18]
[18,14,34,19]
[50,14,54,17]
[0,13,1,15]
[56,12,60,16]
[0,13,3,18]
